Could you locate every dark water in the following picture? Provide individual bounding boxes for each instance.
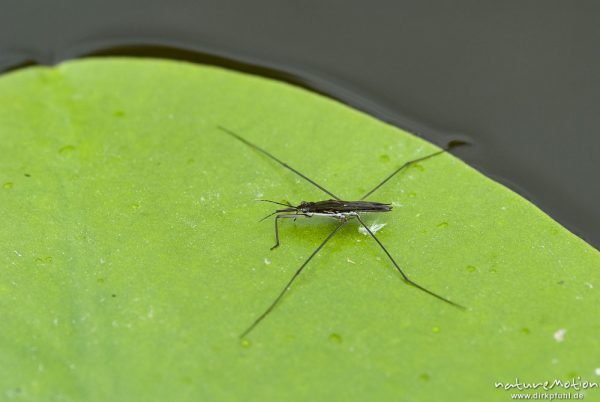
[2,1,599,249]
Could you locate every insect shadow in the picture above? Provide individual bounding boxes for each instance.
[219,126,467,338]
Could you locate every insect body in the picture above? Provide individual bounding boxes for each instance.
[262,199,393,249]
[299,200,392,216]
[219,126,466,338]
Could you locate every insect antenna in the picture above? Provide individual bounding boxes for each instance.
[256,199,293,207]
[219,126,341,200]
[256,200,297,222]
[258,211,280,222]
[240,220,348,338]
[360,140,468,200]
[355,215,465,309]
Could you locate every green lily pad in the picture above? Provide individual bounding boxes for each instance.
[1,58,599,402]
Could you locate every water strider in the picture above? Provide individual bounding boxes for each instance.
[218,126,467,338]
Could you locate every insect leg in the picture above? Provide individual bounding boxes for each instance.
[241,219,348,338]
[219,126,342,200]
[355,215,465,309]
[360,141,466,200]
[271,213,308,250]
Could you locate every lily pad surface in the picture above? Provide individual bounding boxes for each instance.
[1,58,599,402]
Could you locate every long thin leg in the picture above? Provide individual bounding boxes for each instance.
[271,214,308,250]
[219,126,342,200]
[241,219,348,338]
[355,215,465,309]
[360,141,466,201]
